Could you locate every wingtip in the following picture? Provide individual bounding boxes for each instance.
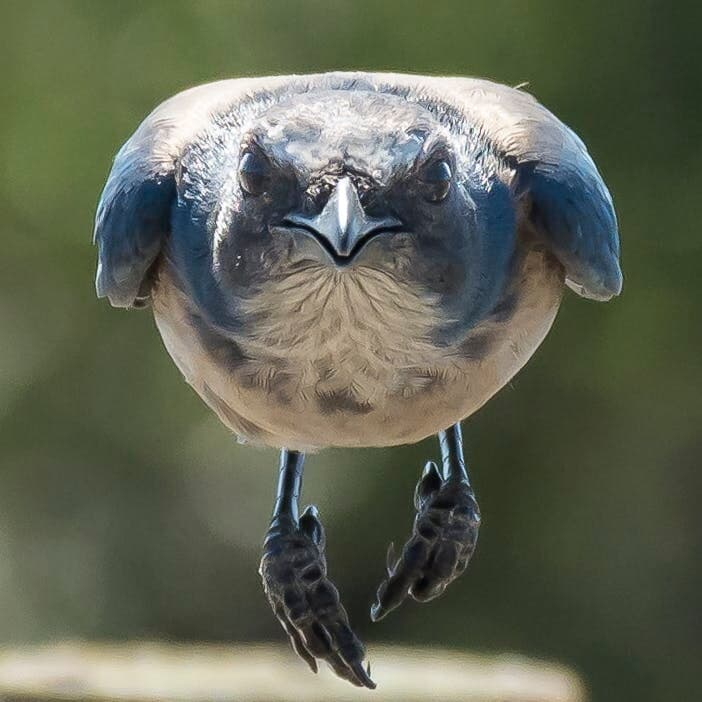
[566,260,623,301]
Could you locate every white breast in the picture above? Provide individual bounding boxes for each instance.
[236,264,443,406]
[152,249,563,451]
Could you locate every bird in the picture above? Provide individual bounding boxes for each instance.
[93,71,622,688]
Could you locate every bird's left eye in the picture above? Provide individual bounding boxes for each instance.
[239,151,270,196]
[419,159,452,202]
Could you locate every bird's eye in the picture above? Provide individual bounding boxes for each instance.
[419,159,452,202]
[239,151,270,196]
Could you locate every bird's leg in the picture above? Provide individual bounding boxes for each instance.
[371,423,481,621]
[259,449,375,688]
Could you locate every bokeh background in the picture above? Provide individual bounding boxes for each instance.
[1,2,700,701]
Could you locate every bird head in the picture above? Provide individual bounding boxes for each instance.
[190,89,512,336]
[234,91,453,260]
[96,75,620,342]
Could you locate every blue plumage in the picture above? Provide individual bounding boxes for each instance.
[517,149,622,300]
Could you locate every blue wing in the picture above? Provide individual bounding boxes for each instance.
[94,166,175,308]
[515,136,622,301]
[93,77,291,308]
[421,76,623,300]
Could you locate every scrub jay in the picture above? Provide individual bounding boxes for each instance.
[94,72,622,687]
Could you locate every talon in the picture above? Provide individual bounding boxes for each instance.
[386,541,397,574]
[299,504,325,546]
[261,453,374,689]
[351,660,376,689]
[415,460,443,506]
[300,504,320,522]
[372,429,480,623]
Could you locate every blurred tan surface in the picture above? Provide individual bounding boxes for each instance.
[0,642,585,702]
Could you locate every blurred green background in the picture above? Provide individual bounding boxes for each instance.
[1,1,700,701]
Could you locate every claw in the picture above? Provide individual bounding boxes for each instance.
[325,651,375,688]
[351,660,376,689]
[372,461,480,622]
[414,461,443,507]
[299,504,325,546]
[385,542,397,574]
[260,507,373,689]
[275,605,318,673]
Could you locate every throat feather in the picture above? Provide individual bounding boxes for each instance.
[238,266,441,400]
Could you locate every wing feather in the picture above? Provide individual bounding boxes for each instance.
[409,75,622,300]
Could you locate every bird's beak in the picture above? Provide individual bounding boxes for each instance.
[284,177,401,262]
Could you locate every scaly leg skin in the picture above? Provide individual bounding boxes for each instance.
[371,423,481,621]
[259,449,375,688]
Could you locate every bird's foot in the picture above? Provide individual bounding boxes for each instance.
[371,461,480,621]
[259,506,375,688]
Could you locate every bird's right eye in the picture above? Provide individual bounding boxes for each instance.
[239,151,270,196]
[418,158,452,203]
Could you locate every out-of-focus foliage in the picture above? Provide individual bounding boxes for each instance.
[0,2,699,701]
